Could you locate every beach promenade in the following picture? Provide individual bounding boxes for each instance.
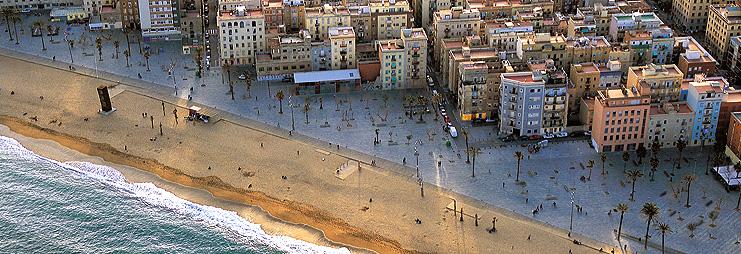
[0,54,610,253]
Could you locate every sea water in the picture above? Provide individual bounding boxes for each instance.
[0,136,349,254]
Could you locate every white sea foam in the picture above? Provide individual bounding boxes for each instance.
[0,136,351,254]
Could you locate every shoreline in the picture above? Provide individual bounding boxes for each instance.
[0,124,368,253]
[0,117,403,253]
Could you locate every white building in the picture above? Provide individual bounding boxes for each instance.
[217,5,266,65]
[138,0,181,41]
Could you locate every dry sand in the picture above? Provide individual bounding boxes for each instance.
[0,53,621,253]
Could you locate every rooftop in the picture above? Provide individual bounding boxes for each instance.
[630,64,683,78]
[573,62,600,73]
[650,103,693,115]
[293,69,360,83]
[329,27,355,38]
[675,36,717,64]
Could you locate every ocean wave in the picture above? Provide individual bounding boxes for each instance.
[0,136,350,254]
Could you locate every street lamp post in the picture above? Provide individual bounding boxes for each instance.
[414,147,420,178]
[289,96,295,131]
[569,192,575,236]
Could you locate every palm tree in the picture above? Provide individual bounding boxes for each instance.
[275,90,285,114]
[32,21,46,51]
[626,169,644,201]
[622,151,630,173]
[46,25,55,42]
[649,156,659,181]
[10,14,19,45]
[66,39,74,63]
[303,103,310,124]
[137,34,142,54]
[616,203,629,241]
[636,146,647,164]
[640,202,660,249]
[462,129,470,163]
[123,49,130,67]
[514,151,524,182]
[143,50,151,71]
[651,137,661,158]
[587,160,595,180]
[467,146,481,177]
[676,139,687,170]
[113,40,120,59]
[1,7,14,40]
[123,28,131,54]
[683,174,697,207]
[735,162,741,178]
[655,222,672,254]
[95,37,103,61]
[600,152,607,175]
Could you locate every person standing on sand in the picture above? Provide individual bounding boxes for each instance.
[173,108,178,125]
[161,101,166,116]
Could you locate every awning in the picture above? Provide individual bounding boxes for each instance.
[293,69,360,84]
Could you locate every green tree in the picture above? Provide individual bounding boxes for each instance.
[616,203,629,241]
[113,40,120,59]
[46,25,55,42]
[123,49,130,67]
[649,157,659,181]
[66,39,74,63]
[303,102,310,124]
[463,129,470,163]
[600,152,607,175]
[676,139,687,170]
[467,146,481,177]
[587,160,595,180]
[95,37,102,61]
[143,50,151,71]
[636,145,647,164]
[655,222,672,254]
[1,7,15,40]
[683,174,697,207]
[622,151,630,173]
[32,21,46,51]
[626,169,644,201]
[514,151,524,182]
[640,203,660,249]
[275,90,285,114]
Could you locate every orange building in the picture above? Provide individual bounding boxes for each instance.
[726,112,741,162]
[591,86,651,152]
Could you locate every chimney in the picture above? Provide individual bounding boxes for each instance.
[462,46,471,58]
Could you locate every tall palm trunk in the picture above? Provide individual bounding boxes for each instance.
[39,32,46,50]
[515,159,521,181]
[617,212,625,241]
[644,216,653,249]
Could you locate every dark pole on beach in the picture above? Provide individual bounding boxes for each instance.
[159,122,163,135]
[161,101,165,116]
[150,115,154,129]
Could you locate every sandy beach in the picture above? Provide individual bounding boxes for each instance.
[0,53,617,253]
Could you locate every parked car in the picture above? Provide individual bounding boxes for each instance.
[519,135,529,141]
[449,126,458,138]
[500,136,515,142]
[583,131,592,136]
[543,133,555,139]
[444,115,451,124]
[529,135,542,140]
[238,74,246,80]
[556,131,568,138]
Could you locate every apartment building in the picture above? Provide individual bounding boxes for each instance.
[627,64,684,103]
[138,0,182,41]
[217,6,266,65]
[349,5,372,41]
[569,62,601,114]
[0,0,81,10]
[400,28,427,88]
[608,12,663,42]
[463,0,554,20]
[457,61,496,121]
[370,0,413,40]
[255,30,312,80]
[623,30,653,66]
[726,112,741,161]
[516,33,569,70]
[565,36,610,69]
[649,26,674,65]
[379,40,406,89]
[262,0,284,28]
[718,87,741,140]
[432,7,481,63]
[446,45,499,92]
[687,74,727,146]
[730,36,741,83]
[304,4,351,41]
[567,15,597,38]
[218,0,260,11]
[706,4,741,65]
[529,61,569,135]
[577,4,622,37]
[499,68,568,137]
[179,0,203,48]
[484,20,534,54]
[674,36,717,78]
[282,0,305,31]
[599,60,623,89]
[646,103,693,148]
[591,86,651,152]
[120,0,140,29]
[671,0,732,32]
[329,26,356,70]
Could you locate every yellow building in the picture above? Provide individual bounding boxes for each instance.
[400,28,428,88]
[569,62,601,114]
[565,36,611,70]
[516,33,569,70]
[706,4,741,65]
[329,26,356,70]
[647,103,694,148]
[370,0,413,40]
[432,7,481,63]
[217,7,266,65]
[672,0,733,33]
[305,4,351,41]
[379,40,406,89]
[627,64,684,103]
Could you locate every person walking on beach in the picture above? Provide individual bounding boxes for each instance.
[173,108,178,125]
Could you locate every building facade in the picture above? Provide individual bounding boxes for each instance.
[626,64,684,103]
[328,26,356,70]
[706,4,741,65]
[674,36,717,78]
[138,0,182,41]
[217,6,266,65]
[591,87,651,152]
[686,75,727,146]
[646,103,693,148]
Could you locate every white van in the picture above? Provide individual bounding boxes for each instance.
[449,126,458,138]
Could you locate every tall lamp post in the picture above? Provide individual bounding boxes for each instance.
[569,191,575,236]
[289,96,295,131]
[414,147,420,178]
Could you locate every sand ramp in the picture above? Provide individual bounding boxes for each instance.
[335,160,358,180]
